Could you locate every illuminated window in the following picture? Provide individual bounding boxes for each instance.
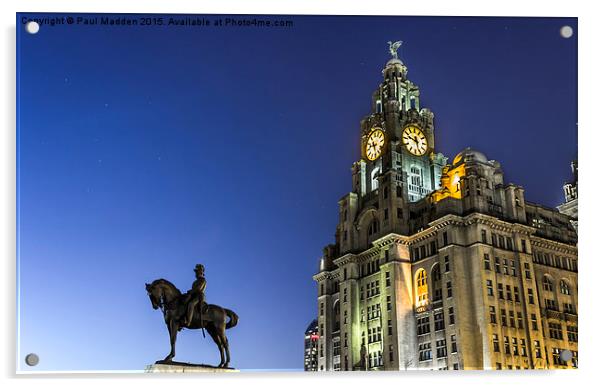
[452,172,460,192]
[534,340,541,358]
[521,339,527,356]
[415,269,428,306]
[371,168,380,191]
[410,166,422,186]
[552,348,566,366]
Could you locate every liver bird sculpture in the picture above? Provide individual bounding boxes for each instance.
[387,40,403,59]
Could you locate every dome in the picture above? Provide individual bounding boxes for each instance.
[385,58,404,67]
[452,147,488,167]
[382,58,408,78]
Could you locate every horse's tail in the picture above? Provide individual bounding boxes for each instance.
[224,308,238,329]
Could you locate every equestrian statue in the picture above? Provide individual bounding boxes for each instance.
[145,264,238,368]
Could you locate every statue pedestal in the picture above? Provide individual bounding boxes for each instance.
[145,361,239,373]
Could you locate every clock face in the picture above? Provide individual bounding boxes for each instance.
[402,126,428,156]
[365,128,385,161]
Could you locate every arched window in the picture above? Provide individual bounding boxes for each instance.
[543,275,554,292]
[415,269,428,306]
[333,301,341,332]
[371,168,380,191]
[453,172,461,192]
[560,280,571,295]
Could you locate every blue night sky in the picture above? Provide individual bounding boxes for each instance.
[17,14,576,372]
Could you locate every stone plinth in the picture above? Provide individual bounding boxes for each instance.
[145,361,238,373]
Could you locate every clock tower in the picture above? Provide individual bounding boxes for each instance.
[356,48,447,203]
[340,44,447,250]
[314,41,578,372]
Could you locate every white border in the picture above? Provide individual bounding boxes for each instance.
[2,1,600,387]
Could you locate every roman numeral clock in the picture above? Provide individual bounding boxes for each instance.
[402,125,428,156]
[365,127,386,161]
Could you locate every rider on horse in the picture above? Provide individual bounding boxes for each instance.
[183,263,206,327]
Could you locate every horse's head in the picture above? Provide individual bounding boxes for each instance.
[146,282,161,310]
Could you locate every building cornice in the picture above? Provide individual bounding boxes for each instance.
[530,236,578,255]
[333,253,357,267]
[316,212,574,279]
[313,271,334,282]
[460,212,537,235]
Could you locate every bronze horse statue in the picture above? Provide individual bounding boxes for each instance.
[145,279,238,368]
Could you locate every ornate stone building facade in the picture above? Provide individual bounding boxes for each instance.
[313,49,578,371]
